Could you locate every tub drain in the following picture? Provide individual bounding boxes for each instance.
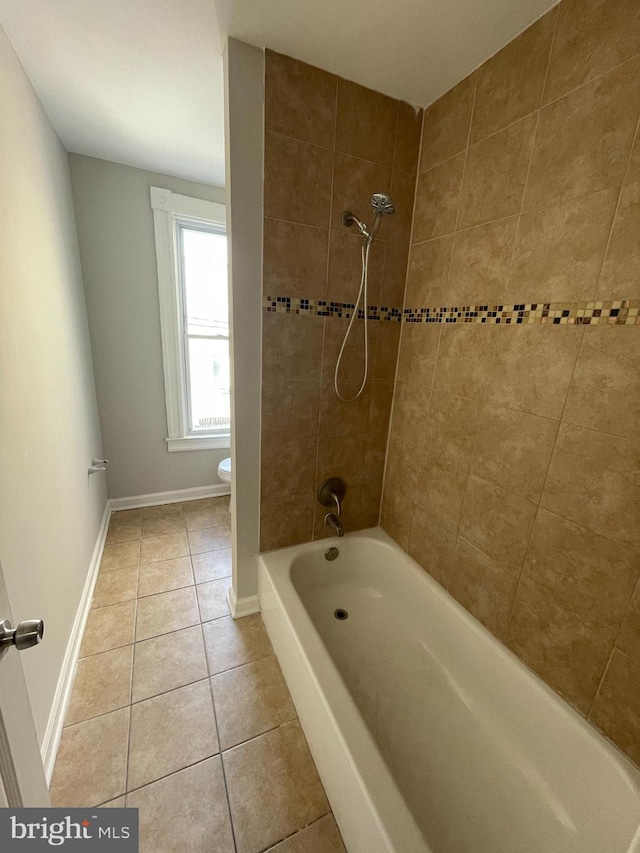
[334,608,349,621]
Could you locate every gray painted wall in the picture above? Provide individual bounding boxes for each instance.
[0,27,107,745]
[69,155,230,499]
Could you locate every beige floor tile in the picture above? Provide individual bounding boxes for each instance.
[188,525,232,555]
[203,614,273,675]
[135,587,199,642]
[127,681,218,791]
[183,497,227,511]
[213,655,296,749]
[132,626,208,703]
[224,721,329,853]
[106,516,142,545]
[141,514,187,539]
[137,557,193,598]
[141,503,184,518]
[196,579,231,622]
[100,541,141,572]
[127,757,234,853]
[92,566,139,609]
[191,548,232,584]
[140,532,190,564]
[266,815,346,853]
[80,600,136,658]
[50,707,130,807]
[184,506,230,532]
[66,646,133,725]
[100,797,127,807]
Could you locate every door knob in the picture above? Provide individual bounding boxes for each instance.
[0,618,44,661]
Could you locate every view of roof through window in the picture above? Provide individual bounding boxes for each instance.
[180,225,230,433]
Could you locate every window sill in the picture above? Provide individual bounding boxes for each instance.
[166,435,230,452]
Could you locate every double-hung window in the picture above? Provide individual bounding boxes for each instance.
[150,187,230,451]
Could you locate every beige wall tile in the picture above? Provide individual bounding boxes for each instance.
[415,458,468,529]
[127,758,234,853]
[424,391,483,472]
[385,433,422,504]
[319,385,371,442]
[627,134,640,184]
[128,681,218,791]
[262,379,321,445]
[395,102,422,175]
[433,324,498,401]
[449,538,519,640]
[541,423,640,551]
[617,582,640,664]
[263,219,329,300]
[140,532,189,564]
[598,180,640,299]
[92,565,139,609]
[486,324,583,419]
[191,548,232,584]
[459,475,537,575]
[212,655,296,749]
[471,10,556,143]
[420,73,476,172]
[396,323,439,389]
[506,582,612,714]
[405,236,453,307]
[316,430,367,486]
[380,488,413,552]
[267,814,346,853]
[135,586,199,642]
[380,239,410,307]
[260,492,314,552]
[262,436,318,499]
[264,132,333,228]
[509,188,618,302]
[335,79,398,166]
[265,51,337,148]
[330,152,392,231]
[544,0,640,103]
[472,404,559,502]
[413,153,465,242]
[563,326,640,441]
[80,600,136,658]
[448,216,518,304]
[386,168,416,248]
[327,229,385,304]
[263,314,324,382]
[66,646,133,726]
[407,511,457,589]
[459,113,536,228]
[132,626,208,703]
[50,707,130,807]
[590,649,640,764]
[373,327,401,381]
[522,508,639,641]
[202,614,273,676]
[388,381,430,450]
[224,721,329,853]
[525,57,640,211]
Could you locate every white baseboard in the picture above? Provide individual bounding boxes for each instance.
[110,483,230,511]
[227,586,260,619]
[41,499,112,783]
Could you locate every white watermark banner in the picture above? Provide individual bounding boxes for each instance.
[0,809,138,850]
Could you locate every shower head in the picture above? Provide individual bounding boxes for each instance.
[370,193,395,216]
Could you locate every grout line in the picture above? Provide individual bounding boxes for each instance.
[257,813,334,853]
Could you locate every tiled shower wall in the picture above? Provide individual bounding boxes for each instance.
[381,0,640,764]
[260,50,420,550]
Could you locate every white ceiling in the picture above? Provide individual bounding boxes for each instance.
[0,0,226,187]
[0,0,558,190]
[219,0,558,107]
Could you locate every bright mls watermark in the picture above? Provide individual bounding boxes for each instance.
[0,809,138,850]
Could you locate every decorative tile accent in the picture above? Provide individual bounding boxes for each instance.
[263,295,640,326]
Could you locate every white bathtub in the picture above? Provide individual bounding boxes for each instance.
[258,528,640,853]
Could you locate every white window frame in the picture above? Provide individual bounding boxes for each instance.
[150,187,229,452]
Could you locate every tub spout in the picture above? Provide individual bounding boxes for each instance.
[324,512,344,537]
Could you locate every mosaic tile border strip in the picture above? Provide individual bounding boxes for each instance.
[264,296,640,325]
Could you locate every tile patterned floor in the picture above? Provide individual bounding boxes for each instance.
[49,498,346,853]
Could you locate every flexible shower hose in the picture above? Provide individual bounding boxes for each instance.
[334,239,371,402]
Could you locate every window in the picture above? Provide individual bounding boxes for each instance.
[150,187,229,451]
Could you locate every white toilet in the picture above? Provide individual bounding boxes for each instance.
[217,456,231,485]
